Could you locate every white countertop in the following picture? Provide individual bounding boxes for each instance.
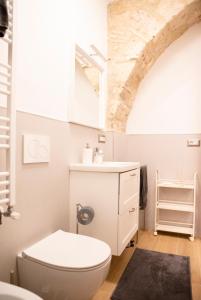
[70,161,140,172]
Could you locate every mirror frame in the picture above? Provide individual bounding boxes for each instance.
[68,44,107,129]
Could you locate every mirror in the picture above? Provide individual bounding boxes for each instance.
[69,44,106,129]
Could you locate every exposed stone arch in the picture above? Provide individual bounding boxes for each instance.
[107,0,201,132]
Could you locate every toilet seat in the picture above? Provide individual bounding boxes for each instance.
[22,230,111,272]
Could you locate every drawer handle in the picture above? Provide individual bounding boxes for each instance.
[129,208,136,213]
[130,173,136,177]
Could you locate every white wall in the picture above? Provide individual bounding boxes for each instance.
[127,23,201,134]
[114,133,201,236]
[75,0,108,55]
[14,0,75,121]
[13,0,108,122]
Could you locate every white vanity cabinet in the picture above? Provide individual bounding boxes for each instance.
[69,162,140,256]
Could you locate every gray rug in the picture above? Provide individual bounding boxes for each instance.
[111,248,192,300]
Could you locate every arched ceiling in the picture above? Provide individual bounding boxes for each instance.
[107,0,201,131]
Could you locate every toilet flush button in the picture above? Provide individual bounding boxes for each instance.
[23,134,50,163]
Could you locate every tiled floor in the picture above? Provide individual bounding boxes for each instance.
[93,231,201,300]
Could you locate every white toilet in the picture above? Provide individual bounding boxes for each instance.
[17,230,111,300]
[0,281,43,300]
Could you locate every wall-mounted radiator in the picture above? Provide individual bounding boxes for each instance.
[0,0,18,223]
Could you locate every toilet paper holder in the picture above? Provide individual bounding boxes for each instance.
[76,203,95,234]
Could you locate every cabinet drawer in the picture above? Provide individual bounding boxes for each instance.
[118,204,138,255]
[119,169,139,214]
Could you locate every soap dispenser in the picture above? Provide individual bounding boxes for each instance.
[93,148,104,164]
[82,143,93,164]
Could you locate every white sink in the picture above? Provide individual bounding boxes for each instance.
[70,161,140,172]
[0,281,42,300]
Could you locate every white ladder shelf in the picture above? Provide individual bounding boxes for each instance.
[154,171,197,241]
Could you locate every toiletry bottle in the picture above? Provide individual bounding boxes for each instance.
[82,143,93,164]
[94,148,104,164]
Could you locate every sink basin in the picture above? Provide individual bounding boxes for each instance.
[0,281,42,300]
[70,161,140,172]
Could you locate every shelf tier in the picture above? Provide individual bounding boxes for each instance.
[157,180,194,189]
[157,201,194,212]
[156,223,193,235]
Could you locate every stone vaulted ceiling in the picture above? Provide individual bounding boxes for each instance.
[107,0,201,131]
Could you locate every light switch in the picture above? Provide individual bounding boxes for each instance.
[98,134,106,143]
[187,139,200,147]
[23,134,50,163]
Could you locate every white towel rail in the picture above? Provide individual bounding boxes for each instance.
[0,180,9,186]
[3,36,12,44]
[0,189,9,195]
[0,125,10,131]
[0,62,11,70]
[0,116,10,122]
[0,144,9,149]
[0,135,10,139]
[0,89,10,95]
[0,198,9,205]
[0,172,9,177]
[0,0,17,222]
[0,81,10,88]
[0,72,10,78]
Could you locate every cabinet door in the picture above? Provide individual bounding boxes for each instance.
[118,197,139,255]
[119,169,139,215]
[70,171,119,255]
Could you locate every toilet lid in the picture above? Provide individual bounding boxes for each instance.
[22,230,111,271]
